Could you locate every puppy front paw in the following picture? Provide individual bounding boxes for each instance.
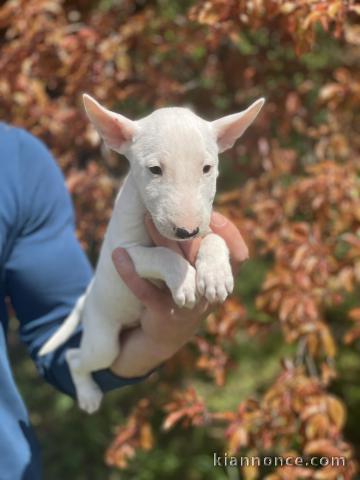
[195,233,234,303]
[168,264,197,309]
[196,257,233,303]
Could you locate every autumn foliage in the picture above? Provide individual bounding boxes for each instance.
[0,0,359,478]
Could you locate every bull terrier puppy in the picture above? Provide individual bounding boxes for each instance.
[39,95,264,413]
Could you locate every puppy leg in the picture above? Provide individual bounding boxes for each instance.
[66,320,120,414]
[66,348,103,414]
[196,233,234,303]
[127,245,197,308]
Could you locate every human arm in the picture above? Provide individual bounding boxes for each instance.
[4,128,152,397]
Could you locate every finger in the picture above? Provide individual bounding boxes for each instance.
[144,213,184,257]
[194,298,211,316]
[179,238,202,265]
[210,212,249,264]
[112,248,171,311]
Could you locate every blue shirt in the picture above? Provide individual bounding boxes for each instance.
[0,124,149,479]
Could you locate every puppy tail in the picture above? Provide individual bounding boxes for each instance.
[38,294,86,356]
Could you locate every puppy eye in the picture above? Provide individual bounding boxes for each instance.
[148,166,162,175]
[203,165,212,174]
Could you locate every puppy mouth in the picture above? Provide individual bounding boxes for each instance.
[167,232,201,242]
[159,230,201,242]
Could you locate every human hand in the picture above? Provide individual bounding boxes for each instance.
[110,212,248,378]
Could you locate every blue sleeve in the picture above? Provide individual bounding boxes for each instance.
[4,128,151,397]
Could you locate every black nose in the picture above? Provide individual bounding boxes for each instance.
[175,227,199,239]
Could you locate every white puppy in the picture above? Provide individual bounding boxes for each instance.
[39,95,264,413]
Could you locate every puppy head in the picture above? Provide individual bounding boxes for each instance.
[83,94,264,240]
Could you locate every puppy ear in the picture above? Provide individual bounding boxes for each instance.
[211,98,265,153]
[83,94,138,153]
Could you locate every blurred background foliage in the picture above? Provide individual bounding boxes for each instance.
[1,0,359,478]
